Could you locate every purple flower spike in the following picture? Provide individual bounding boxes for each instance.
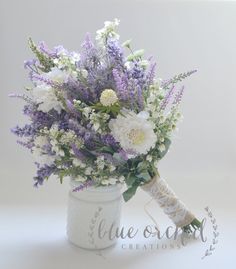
[72,180,94,192]
[173,86,185,105]
[160,85,176,110]
[71,143,86,161]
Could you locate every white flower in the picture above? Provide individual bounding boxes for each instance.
[82,107,93,118]
[100,89,118,106]
[95,156,105,170]
[96,19,120,42]
[158,144,166,152]
[31,67,71,113]
[70,52,80,63]
[60,130,76,145]
[74,175,86,182]
[101,179,109,186]
[140,60,149,68]
[49,124,59,138]
[124,61,132,70]
[51,143,65,157]
[34,135,49,148]
[119,176,125,182]
[101,177,117,185]
[45,67,69,84]
[146,155,152,162]
[109,178,117,185]
[32,84,63,113]
[32,135,56,165]
[72,158,86,168]
[80,69,88,78]
[109,110,157,156]
[154,160,159,169]
[32,147,56,166]
[85,167,93,175]
[108,164,116,172]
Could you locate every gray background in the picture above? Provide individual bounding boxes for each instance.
[1,1,236,269]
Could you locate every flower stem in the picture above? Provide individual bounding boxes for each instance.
[182,218,201,233]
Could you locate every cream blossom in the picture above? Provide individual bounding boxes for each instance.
[100,89,118,106]
[109,110,157,156]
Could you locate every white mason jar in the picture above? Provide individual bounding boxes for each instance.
[67,180,123,250]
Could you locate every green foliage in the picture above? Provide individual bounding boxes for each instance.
[28,37,54,72]
[123,181,140,202]
[91,102,121,117]
[158,138,171,159]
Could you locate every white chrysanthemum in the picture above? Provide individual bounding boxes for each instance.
[32,84,63,113]
[100,89,118,106]
[109,110,157,156]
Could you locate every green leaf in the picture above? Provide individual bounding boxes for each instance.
[59,175,63,184]
[123,182,140,202]
[113,153,126,164]
[136,171,151,181]
[97,146,114,154]
[137,161,147,172]
[125,174,137,186]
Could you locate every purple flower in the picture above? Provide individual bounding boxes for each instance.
[31,73,63,89]
[9,93,34,104]
[106,39,124,66]
[71,143,86,161]
[11,124,36,137]
[34,164,57,187]
[17,139,34,149]
[146,61,157,86]
[112,69,128,101]
[65,77,90,103]
[72,180,94,192]
[136,85,144,110]
[161,70,197,89]
[101,134,118,148]
[173,86,184,105]
[39,41,56,57]
[160,85,176,110]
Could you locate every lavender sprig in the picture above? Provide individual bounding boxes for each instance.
[173,86,184,105]
[160,85,175,110]
[161,70,197,89]
[72,180,94,192]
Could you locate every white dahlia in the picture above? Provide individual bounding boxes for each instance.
[109,110,157,156]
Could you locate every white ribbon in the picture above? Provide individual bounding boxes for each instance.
[141,175,195,228]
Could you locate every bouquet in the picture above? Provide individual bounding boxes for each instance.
[11,19,200,232]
